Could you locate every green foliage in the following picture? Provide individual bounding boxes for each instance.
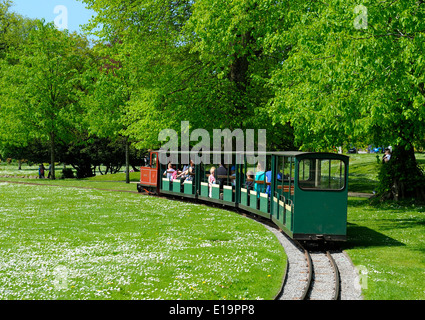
[266,0,425,152]
[377,146,425,201]
[0,0,37,58]
[0,1,38,153]
[1,20,93,178]
[81,0,296,151]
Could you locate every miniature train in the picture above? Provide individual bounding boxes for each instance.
[137,151,349,241]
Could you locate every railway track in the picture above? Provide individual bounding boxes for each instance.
[266,225,361,300]
[303,250,340,300]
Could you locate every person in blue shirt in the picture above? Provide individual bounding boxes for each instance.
[265,170,283,196]
[254,162,265,194]
[265,170,272,196]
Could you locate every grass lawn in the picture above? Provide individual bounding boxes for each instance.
[345,153,425,299]
[345,198,425,300]
[1,153,425,300]
[0,182,286,300]
[347,153,425,193]
[0,162,140,182]
[346,154,380,193]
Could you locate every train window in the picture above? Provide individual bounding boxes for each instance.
[298,159,345,191]
[151,153,157,169]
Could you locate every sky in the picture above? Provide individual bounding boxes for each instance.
[10,0,96,33]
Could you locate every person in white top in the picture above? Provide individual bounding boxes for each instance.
[164,162,175,179]
[383,148,391,163]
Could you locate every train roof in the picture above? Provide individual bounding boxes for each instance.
[269,151,349,158]
[154,150,348,159]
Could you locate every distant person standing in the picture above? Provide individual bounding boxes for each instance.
[48,163,52,179]
[39,164,45,179]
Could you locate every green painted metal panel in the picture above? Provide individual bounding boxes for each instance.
[184,180,193,195]
[259,192,268,213]
[272,196,278,219]
[250,191,257,210]
[162,178,170,192]
[293,191,347,236]
[285,202,293,231]
[240,188,248,206]
[211,184,220,199]
[172,180,181,193]
[278,200,286,228]
[201,182,209,197]
[223,186,233,202]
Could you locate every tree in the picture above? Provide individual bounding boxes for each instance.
[0,1,39,163]
[80,0,296,154]
[2,21,92,179]
[265,0,425,200]
[82,40,143,183]
[0,0,36,58]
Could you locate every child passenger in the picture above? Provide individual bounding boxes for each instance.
[208,166,216,197]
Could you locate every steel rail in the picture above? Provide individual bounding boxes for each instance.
[327,251,341,300]
[300,249,313,300]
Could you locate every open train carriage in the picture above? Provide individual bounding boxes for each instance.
[138,150,349,241]
[159,150,199,199]
[155,150,241,204]
[138,150,200,197]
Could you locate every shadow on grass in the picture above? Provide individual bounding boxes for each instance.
[346,196,425,250]
[343,223,405,249]
[348,178,378,193]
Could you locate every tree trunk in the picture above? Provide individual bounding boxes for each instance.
[50,132,56,180]
[379,144,425,202]
[125,137,130,184]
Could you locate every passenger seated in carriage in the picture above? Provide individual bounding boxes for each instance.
[265,170,283,196]
[171,168,180,181]
[265,169,272,196]
[163,162,175,180]
[254,162,266,194]
[216,163,227,189]
[231,166,236,187]
[246,170,254,191]
[179,160,195,182]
